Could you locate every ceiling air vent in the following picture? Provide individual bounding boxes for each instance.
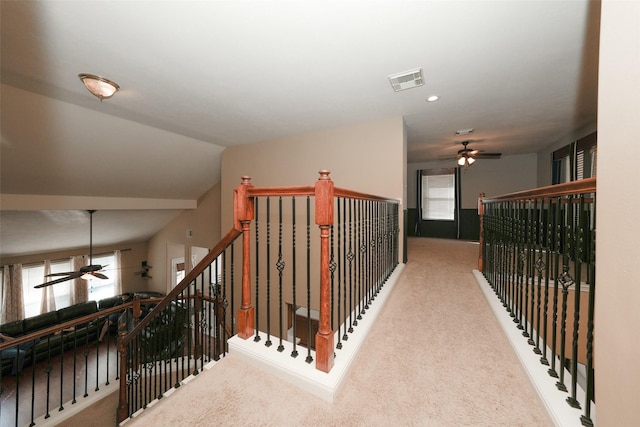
[388,68,424,92]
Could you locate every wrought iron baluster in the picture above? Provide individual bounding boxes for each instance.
[549,196,562,379]
[347,198,354,334]
[266,197,273,348]
[532,198,545,355]
[581,193,596,427]
[540,197,552,366]
[291,197,298,358]
[336,197,343,350]
[254,199,261,342]
[330,221,336,331]
[344,198,351,340]
[566,195,585,409]
[556,195,574,393]
[356,199,363,323]
[230,244,235,339]
[526,199,536,343]
[275,197,284,352]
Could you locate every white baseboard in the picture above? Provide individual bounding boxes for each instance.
[229,264,405,403]
[473,269,595,427]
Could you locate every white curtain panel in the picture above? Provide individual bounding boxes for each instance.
[1,264,25,323]
[114,250,123,295]
[71,255,89,304]
[40,260,57,314]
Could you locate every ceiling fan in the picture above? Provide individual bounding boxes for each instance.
[35,210,108,288]
[456,140,501,167]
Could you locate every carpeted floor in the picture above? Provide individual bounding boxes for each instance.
[70,237,551,426]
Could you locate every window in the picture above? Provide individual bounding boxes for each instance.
[552,132,596,184]
[421,170,455,221]
[88,253,116,302]
[19,253,117,317]
[22,260,72,317]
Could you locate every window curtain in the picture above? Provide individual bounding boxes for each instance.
[71,255,89,304]
[113,250,123,295]
[1,264,24,323]
[39,260,57,314]
[415,170,423,236]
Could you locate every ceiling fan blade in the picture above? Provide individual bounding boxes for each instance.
[91,272,109,280]
[34,272,82,288]
[472,153,502,158]
[45,271,77,277]
[80,264,104,273]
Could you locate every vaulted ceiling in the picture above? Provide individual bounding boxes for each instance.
[0,1,600,259]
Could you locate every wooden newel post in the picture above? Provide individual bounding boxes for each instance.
[236,176,255,339]
[478,193,485,271]
[116,329,129,423]
[315,170,335,373]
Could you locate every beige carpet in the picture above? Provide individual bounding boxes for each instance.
[75,237,552,426]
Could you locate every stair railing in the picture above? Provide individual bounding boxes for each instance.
[478,178,596,427]
[117,170,400,422]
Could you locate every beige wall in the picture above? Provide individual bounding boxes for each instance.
[146,183,222,294]
[407,153,538,210]
[594,1,640,425]
[220,117,406,260]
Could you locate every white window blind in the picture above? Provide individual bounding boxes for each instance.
[422,173,455,220]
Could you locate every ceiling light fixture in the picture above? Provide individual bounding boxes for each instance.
[458,155,476,167]
[78,73,120,101]
[426,95,439,102]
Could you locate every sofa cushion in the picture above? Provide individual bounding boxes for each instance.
[98,293,133,310]
[0,319,25,337]
[134,291,164,299]
[57,301,98,323]
[22,311,59,334]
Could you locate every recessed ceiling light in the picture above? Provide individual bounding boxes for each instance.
[388,68,424,92]
[426,95,439,102]
[455,128,475,135]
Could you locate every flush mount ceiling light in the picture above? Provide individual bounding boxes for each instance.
[388,68,424,92]
[426,95,439,102]
[78,73,120,100]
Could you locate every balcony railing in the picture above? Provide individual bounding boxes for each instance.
[0,297,160,427]
[117,170,400,422]
[478,178,596,427]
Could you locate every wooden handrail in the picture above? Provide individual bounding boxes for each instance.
[247,185,398,204]
[0,300,161,351]
[334,187,399,203]
[481,178,596,204]
[120,227,241,346]
[478,177,597,270]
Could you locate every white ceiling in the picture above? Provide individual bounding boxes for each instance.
[0,1,600,259]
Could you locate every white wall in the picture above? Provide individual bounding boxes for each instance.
[407,153,537,210]
[594,1,640,425]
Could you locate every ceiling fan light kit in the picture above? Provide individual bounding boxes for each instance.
[78,73,120,100]
[451,140,501,168]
